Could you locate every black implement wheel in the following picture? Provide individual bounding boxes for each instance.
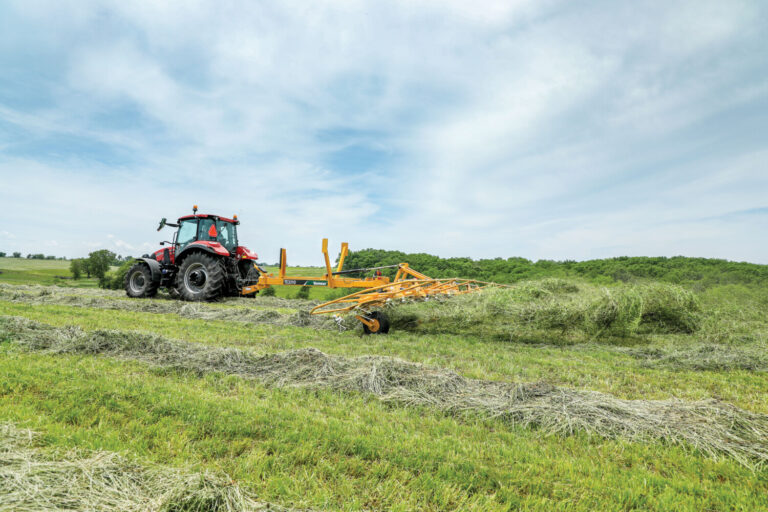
[124,262,158,298]
[176,252,226,301]
[362,311,390,335]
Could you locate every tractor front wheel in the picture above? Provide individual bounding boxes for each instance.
[176,252,225,301]
[124,263,158,298]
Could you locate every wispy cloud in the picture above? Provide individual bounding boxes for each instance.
[0,0,766,263]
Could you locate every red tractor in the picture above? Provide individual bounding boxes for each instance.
[124,206,260,301]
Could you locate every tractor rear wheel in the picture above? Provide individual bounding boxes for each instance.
[363,311,390,335]
[176,252,226,301]
[124,263,158,298]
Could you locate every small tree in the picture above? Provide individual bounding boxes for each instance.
[12,252,21,258]
[70,259,82,280]
[261,286,276,297]
[0,252,6,257]
[81,258,92,278]
[85,249,116,280]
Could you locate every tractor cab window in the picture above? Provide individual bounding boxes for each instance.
[176,219,198,248]
[198,218,218,243]
[196,218,237,251]
[216,221,237,251]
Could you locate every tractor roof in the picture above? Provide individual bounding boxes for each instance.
[178,214,238,224]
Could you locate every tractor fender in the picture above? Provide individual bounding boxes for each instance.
[137,257,162,284]
[175,242,229,264]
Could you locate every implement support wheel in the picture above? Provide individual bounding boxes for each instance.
[362,311,390,335]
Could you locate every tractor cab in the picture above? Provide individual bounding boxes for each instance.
[152,206,256,265]
[172,215,239,253]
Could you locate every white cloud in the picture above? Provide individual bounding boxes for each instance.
[114,239,134,251]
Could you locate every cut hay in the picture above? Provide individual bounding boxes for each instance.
[0,284,333,329]
[626,343,768,372]
[3,316,767,469]
[0,422,302,512]
[635,282,702,333]
[386,280,701,341]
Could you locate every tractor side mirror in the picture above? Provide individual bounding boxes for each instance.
[157,218,167,231]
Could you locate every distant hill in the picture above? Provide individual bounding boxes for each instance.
[342,250,768,287]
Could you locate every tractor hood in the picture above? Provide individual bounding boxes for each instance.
[236,246,258,260]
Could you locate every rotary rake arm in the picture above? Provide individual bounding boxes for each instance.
[310,272,507,334]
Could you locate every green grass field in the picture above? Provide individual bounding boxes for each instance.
[0,257,100,287]
[1,260,767,511]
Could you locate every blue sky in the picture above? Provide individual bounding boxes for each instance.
[0,0,766,265]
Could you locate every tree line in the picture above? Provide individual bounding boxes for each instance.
[0,252,51,258]
[341,249,768,288]
[1,251,131,264]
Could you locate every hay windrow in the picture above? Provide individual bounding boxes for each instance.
[386,281,702,341]
[624,343,768,372]
[0,284,333,329]
[0,422,304,512]
[2,316,767,469]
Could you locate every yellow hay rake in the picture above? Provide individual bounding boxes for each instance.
[244,239,507,334]
[241,238,392,295]
[311,274,506,334]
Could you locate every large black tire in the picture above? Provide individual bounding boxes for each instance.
[176,252,226,301]
[362,311,390,335]
[124,262,159,298]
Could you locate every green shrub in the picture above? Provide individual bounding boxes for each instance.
[99,260,135,290]
[326,288,358,300]
[261,286,276,296]
[537,278,580,294]
[294,285,311,300]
